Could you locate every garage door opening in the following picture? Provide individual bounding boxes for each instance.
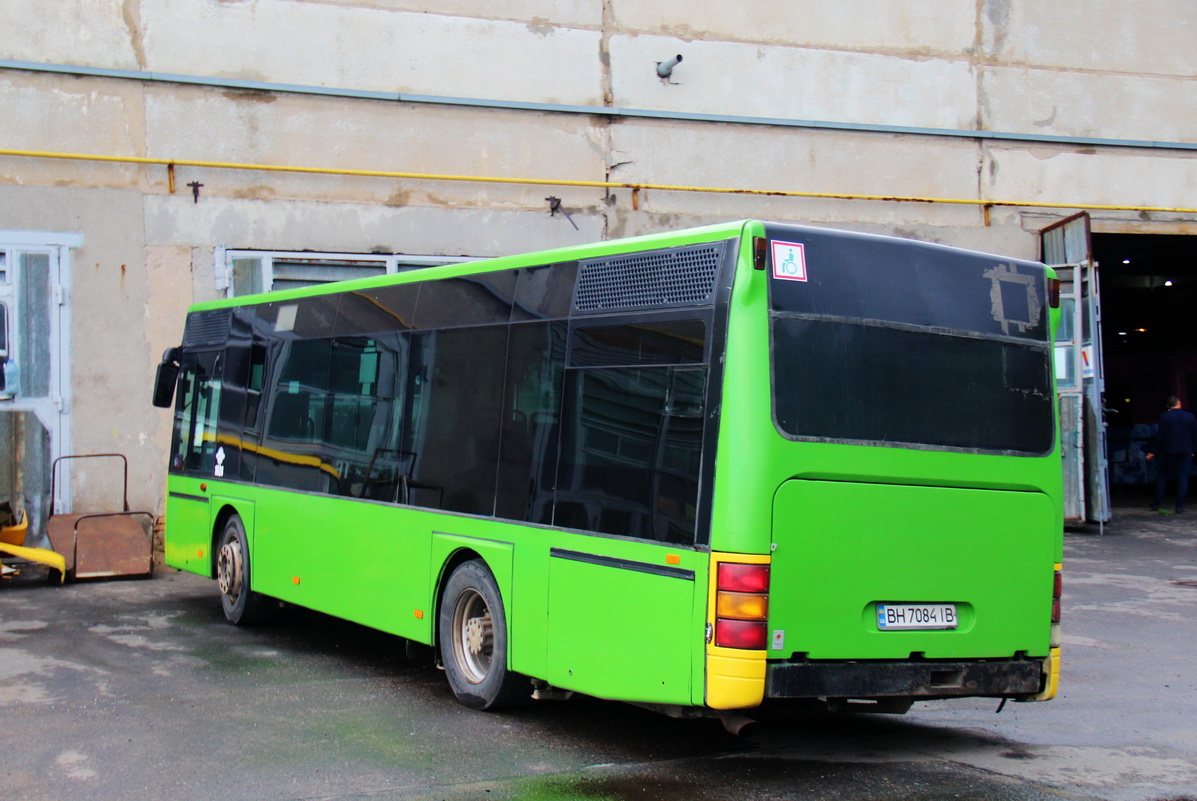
[1092,232,1197,495]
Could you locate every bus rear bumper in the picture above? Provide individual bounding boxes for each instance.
[765,658,1045,699]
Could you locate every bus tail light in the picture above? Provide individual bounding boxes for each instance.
[1051,570,1062,624]
[714,562,770,649]
[1047,277,1061,308]
[1050,568,1062,648]
[753,237,768,270]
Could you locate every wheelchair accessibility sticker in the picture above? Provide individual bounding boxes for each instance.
[771,241,808,282]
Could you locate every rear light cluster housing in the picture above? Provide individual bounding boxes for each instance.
[1050,568,1062,648]
[714,562,770,650]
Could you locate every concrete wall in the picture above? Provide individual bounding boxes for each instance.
[0,0,1195,521]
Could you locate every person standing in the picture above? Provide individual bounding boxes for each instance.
[1146,396,1197,514]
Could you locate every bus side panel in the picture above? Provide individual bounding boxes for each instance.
[164,476,215,577]
[250,487,434,642]
[544,548,697,705]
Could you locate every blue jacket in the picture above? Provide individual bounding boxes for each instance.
[1149,408,1197,456]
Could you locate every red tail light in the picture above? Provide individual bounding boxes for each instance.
[718,562,770,593]
[714,562,770,649]
[715,620,768,649]
[1051,569,1062,624]
[1047,277,1061,308]
[753,237,768,271]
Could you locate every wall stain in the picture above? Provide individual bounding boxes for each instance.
[983,0,1011,57]
[233,185,276,201]
[121,0,146,69]
[222,90,278,104]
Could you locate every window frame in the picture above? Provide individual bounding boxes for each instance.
[219,249,475,298]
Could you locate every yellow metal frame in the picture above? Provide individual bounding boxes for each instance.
[0,512,66,582]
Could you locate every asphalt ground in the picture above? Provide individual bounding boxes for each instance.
[2,501,1196,801]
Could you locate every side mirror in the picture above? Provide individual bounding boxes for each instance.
[152,347,181,408]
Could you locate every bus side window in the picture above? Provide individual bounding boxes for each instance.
[327,336,403,501]
[244,344,266,428]
[402,327,508,515]
[556,364,705,544]
[496,321,566,522]
[170,352,222,475]
[259,339,333,493]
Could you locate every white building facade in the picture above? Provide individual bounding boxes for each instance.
[1,0,1194,531]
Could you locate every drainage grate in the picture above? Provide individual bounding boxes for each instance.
[575,243,723,313]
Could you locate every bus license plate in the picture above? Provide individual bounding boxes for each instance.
[876,603,958,630]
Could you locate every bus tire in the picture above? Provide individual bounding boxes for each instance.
[438,559,527,710]
[216,515,269,626]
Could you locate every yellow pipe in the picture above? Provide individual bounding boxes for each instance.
[3,147,1197,215]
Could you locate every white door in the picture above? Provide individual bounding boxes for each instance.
[0,234,74,545]
[1042,213,1110,524]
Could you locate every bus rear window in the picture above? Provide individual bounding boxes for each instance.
[772,319,1053,453]
[765,226,1054,454]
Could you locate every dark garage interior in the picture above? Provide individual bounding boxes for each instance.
[1092,232,1197,490]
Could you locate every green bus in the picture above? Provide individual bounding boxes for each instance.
[153,220,1062,719]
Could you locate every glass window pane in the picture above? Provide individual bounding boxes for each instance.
[231,257,264,297]
[513,262,577,321]
[765,225,1049,342]
[772,318,1054,453]
[271,258,387,291]
[403,327,507,515]
[413,274,516,329]
[570,320,706,368]
[257,339,333,493]
[18,252,50,398]
[323,336,404,501]
[496,322,567,522]
[555,365,705,543]
[337,282,426,335]
[256,296,337,339]
[335,284,420,337]
[170,352,222,475]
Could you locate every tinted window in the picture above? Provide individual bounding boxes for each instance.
[496,322,567,522]
[325,336,405,502]
[765,226,1049,342]
[402,327,508,515]
[555,365,705,543]
[413,273,516,328]
[256,295,337,339]
[772,319,1053,453]
[570,320,706,367]
[219,311,256,482]
[257,339,335,493]
[170,351,222,476]
[334,284,419,336]
[513,262,578,321]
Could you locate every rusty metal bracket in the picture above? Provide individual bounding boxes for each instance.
[50,453,131,516]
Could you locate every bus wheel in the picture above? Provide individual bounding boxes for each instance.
[438,559,526,710]
[216,515,268,626]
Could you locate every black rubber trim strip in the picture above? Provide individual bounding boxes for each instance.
[550,547,695,581]
[168,492,210,504]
